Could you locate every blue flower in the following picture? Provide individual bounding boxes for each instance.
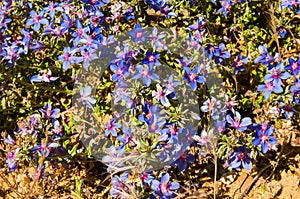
[264,62,290,86]
[226,110,252,132]
[31,142,59,157]
[80,47,98,70]
[58,47,83,70]
[217,0,233,17]
[279,101,295,119]
[30,69,59,82]
[252,125,277,153]
[171,152,195,171]
[138,103,160,125]
[232,54,248,74]
[132,64,159,87]
[26,10,49,32]
[110,60,130,82]
[228,146,252,170]
[183,66,206,91]
[285,57,300,76]
[142,51,161,67]
[151,173,180,199]
[39,103,60,119]
[128,24,146,43]
[104,118,121,136]
[110,172,129,198]
[187,16,206,31]
[254,44,274,65]
[276,26,287,38]
[6,148,20,172]
[257,80,283,99]
[80,85,96,109]
[152,84,172,107]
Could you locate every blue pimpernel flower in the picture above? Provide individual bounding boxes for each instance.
[110,60,130,82]
[187,16,206,31]
[31,142,59,157]
[279,101,296,119]
[26,10,49,32]
[128,24,146,43]
[252,125,277,153]
[151,173,180,199]
[183,66,206,91]
[205,44,219,59]
[232,54,248,74]
[285,57,300,76]
[80,85,97,109]
[171,152,195,171]
[39,103,60,119]
[226,110,252,132]
[80,47,98,70]
[102,145,125,172]
[228,146,252,170]
[142,51,161,67]
[254,44,274,65]
[6,148,20,172]
[4,135,15,145]
[276,26,287,38]
[152,84,172,107]
[30,39,44,52]
[43,2,64,19]
[117,126,137,149]
[257,80,283,99]
[264,62,290,86]
[110,172,129,198]
[138,103,160,125]
[58,47,83,70]
[132,64,159,87]
[123,7,135,20]
[217,0,233,17]
[214,43,231,65]
[104,118,121,136]
[30,69,59,82]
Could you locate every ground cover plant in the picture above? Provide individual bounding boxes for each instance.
[0,0,300,198]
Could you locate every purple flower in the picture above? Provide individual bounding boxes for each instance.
[58,47,83,70]
[257,80,283,99]
[183,66,206,91]
[205,44,219,59]
[285,57,300,76]
[291,78,300,103]
[132,64,159,87]
[276,26,287,38]
[264,62,290,86]
[232,54,248,74]
[104,118,121,136]
[252,125,277,153]
[151,173,179,198]
[171,152,195,171]
[26,10,49,32]
[214,43,231,65]
[30,69,59,82]
[80,85,96,108]
[39,103,60,119]
[226,110,252,132]
[254,44,274,65]
[228,146,252,170]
